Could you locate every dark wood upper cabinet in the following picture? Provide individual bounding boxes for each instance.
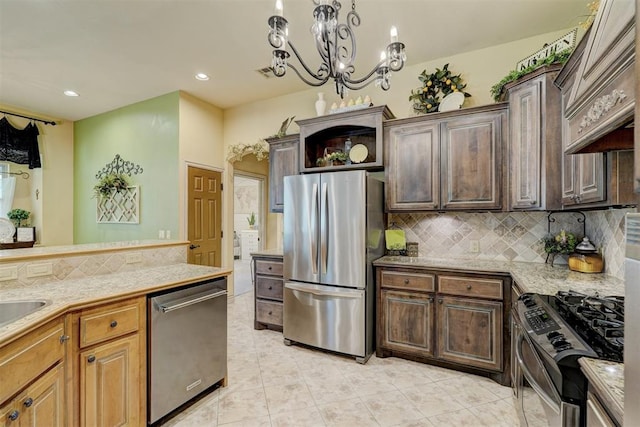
[266,134,299,213]
[505,65,563,211]
[384,104,506,212]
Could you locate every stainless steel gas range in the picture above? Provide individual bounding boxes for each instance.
[511,291,624,427]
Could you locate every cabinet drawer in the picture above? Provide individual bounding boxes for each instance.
[0,317,65,404]
[380,271,435,292]
[255,300,283,326]
[255,259,283,276]
[79,300,142,348]
[255,276,284,301]
[438,276,503,300]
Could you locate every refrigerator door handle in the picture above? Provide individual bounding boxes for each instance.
[285,282,362,298]
[321,181,328,275]
[311,182,319,274]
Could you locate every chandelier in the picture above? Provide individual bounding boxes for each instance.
[267,0,406,98]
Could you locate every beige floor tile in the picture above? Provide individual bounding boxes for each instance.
[264,381,316,414]
[427,408,484,426]
[467,397,520,427]
[270,407,327,427]
[317,397,378,427]
[401,383,465,418]
[305,376,358,406]
[217,386,270,425]
[361,390,424,427]
[160,391,219,427]
[390,419,435,427]
[218,415,272,427]
[344,370,397,396]
[436,376,504,407]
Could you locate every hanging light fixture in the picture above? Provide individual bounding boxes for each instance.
[267,0,406,98]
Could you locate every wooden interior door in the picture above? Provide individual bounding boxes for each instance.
[188,166,222,266]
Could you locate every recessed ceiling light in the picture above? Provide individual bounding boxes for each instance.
[63,90,79,97]
[195,73,210,81]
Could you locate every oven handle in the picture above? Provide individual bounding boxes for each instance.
[514,331,562,412]
[159,289,227,313]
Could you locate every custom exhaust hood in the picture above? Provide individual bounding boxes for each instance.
[555,0,635,155]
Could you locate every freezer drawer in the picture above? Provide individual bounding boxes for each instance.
[283,281,365,358]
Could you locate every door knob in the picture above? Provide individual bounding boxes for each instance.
[189,244,200,250]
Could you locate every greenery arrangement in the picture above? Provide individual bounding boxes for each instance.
[93,173,130,198]
[7,208,31,227]
[490,49,573,102]
[409,64,471,114]
[227,140,270,163]
[317,150,349,166]
[543,230,579,255]
[247,212,256,228]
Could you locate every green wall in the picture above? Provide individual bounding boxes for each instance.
[74,92,180,243]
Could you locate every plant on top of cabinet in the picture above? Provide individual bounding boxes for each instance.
[409,64,471,114]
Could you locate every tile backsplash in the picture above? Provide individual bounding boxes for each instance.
[390,208,635,279]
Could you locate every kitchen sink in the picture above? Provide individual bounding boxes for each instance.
[0,300,50,328]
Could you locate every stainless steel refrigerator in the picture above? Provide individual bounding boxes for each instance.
[283,170,384,363]
[625,213,640,425]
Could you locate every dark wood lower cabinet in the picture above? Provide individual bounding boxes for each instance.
[376,266,511,386]
[437,296,502,372]
[380,290,434,357]
[252,254,284,331]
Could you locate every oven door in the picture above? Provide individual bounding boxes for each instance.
[512,311,579,426]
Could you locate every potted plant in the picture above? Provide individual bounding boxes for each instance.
[7,208,35,243]
[93,173,130,198]
[542,230,578,266]
[247,212,256,229]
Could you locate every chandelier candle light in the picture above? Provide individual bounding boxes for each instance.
[268,0,406,98]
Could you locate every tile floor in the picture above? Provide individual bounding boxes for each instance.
[160,290,520,427]
[233,259,253,296]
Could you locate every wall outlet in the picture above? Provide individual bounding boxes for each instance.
[166,230,171,239]
[469,240,480,253]
[158,230,165,239]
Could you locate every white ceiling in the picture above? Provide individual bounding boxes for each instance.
[0,0,588,122]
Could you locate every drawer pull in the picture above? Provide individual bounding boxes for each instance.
[268,311,273,315]
[268,266,272,270]
[110,320,118,328]
[8,410,19,421]
[88,355,96,363]
[23,398,33,408]
[404,279,410,284]
[438,299,443,304]
[268,286,273,290]
[59,334,70,344]
[467,285,472,290]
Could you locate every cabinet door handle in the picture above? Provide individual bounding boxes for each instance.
[110,320,118,328]
[268,266,272,270]
[530,200,536,205]
[268,311,273,315]
[59,334,70,344]
[23,398,33,408]
[88,355,96,363]
[8,410,19,421]
[268,286,272,290]
[428,297,434,302]
[438,299,443,304]
[467,285,472,290]
[404,279,410,285]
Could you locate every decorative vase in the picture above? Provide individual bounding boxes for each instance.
[315,92,327,116]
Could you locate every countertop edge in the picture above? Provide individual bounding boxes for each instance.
[250,249,283,259]
[579,357,624,425]
[0,265,232,347]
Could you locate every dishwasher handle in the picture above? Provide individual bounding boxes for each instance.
[158,289,227,313]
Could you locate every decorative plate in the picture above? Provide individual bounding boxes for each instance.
[438,92,465,112]
[0,218,16,242]
[349,144,368,163]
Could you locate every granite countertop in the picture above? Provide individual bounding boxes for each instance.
[250,248,283,258]
[579,358,624,425]
[373,256,625,296]
[0,239,188,262]
[0,263,232,345]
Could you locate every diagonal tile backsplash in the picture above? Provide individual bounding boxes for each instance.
[389,208,634,280]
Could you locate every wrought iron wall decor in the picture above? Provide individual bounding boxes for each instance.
[95,154,143,179]
[95,154,143,224]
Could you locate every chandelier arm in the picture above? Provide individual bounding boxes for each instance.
[345,62,385,84]
[288,64,331,87]
[288,41,329,82]
[342,76,380,91]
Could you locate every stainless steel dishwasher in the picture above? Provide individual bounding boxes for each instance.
[148,277,227,424]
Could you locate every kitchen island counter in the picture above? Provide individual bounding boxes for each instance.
[0,263,231,345]
[374,256,624,296]
[579,358,624,425]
